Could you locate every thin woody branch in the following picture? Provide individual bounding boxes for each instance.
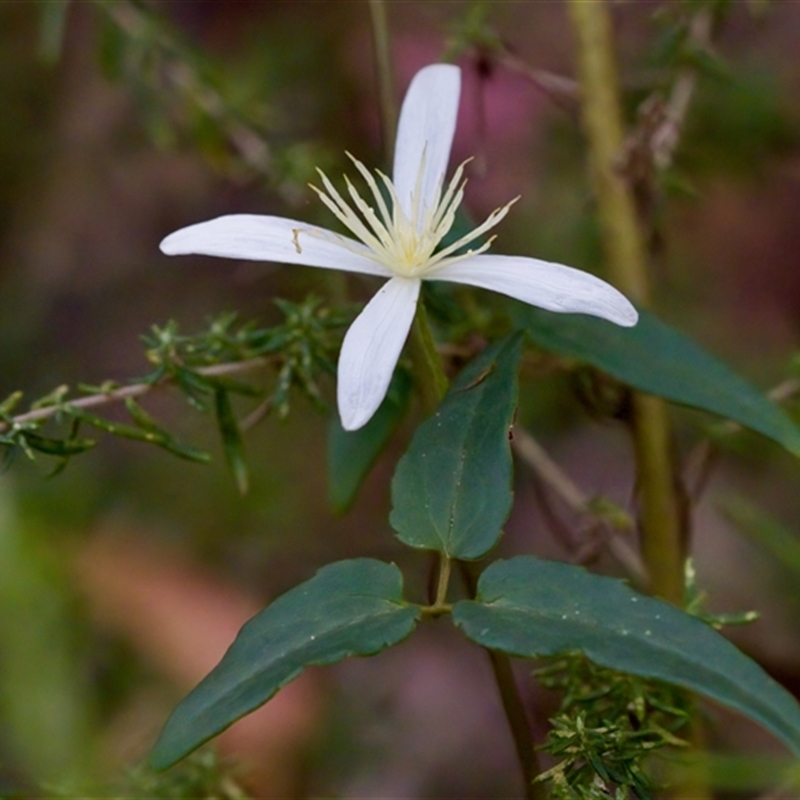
[649,8,714,172]
[0,357,270,433]
[497,49,580,113]
[94,0,301,201]
[513,426,647,584]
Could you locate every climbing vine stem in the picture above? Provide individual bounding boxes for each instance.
[567,0,685,606]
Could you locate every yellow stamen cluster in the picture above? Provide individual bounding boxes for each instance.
[308,153,518,278]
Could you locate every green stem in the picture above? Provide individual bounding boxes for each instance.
[567,0,684,605]
[409,301,449,412]
[434,555,452,607]
[632,395,685,603]
[365,8,541,790]
[487,651,545,800]
[410,304,541,794]
[368,0,397,166]
[460,562,543,800]
[566,0,647,303]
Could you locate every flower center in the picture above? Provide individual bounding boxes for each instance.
[308,152,517,278]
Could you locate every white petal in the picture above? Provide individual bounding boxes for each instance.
[337,276,421,431]
[393,65,460,227]
[434,254,639,326]
[160,214,391,277]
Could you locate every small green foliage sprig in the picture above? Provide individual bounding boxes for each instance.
[683,558,759,629]
[0,296,348,488]
[534,656,692,800]
[649,1,731,82]
[45,749,249,800]
[141,296,347,417]
[533,560,760,800]
[86,0,329,201]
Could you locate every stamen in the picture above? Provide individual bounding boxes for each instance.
[296,226,388,267]
[310,173,387,255]
[346,153,393,228]
[409,147,428,234]
[309,152,519,278]
[431,158,472,231]
[344,176,395,251]
[425,197,519,268]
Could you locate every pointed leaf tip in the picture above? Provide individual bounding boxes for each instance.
[390,333,523,559]
[518,305,800,457]
[150,559,420,770]
[454,556,800,755]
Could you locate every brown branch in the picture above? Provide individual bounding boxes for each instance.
[497,49,580,116]
[513,427,647,584]
[649,9,713,172]
[94,1,301,201]
[0,357,270,433]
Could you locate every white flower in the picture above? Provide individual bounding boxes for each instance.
[160,64,638,431]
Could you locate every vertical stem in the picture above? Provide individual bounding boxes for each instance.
[632,395,685,603]
[365,8,541,792]
[568,0,684,605]
[567,1,648,303]
[461,562,543,800]
[409,302,449,412]
[410,283,542,797]
[368,0,397,166]
[487,651,544,800]
[434,556,452,608]
[569,10,709,797]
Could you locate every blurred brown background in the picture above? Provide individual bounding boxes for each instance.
[2,1,800,797]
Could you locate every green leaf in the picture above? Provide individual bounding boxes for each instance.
[72,409,211,463]
[125,397,168,433]
[390,334,522,560]
[153,437,212,464]
[150,559,420,770]
[214,390,249,494]
[0,392,23,417]
[453,556,800,754]
[328,370,411,513]
[203,375,262,397]
[517,306,800,456]
[725,497,800,579]
[173,367,215,412]
[21,432,96,457]
[71,409,161,443]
